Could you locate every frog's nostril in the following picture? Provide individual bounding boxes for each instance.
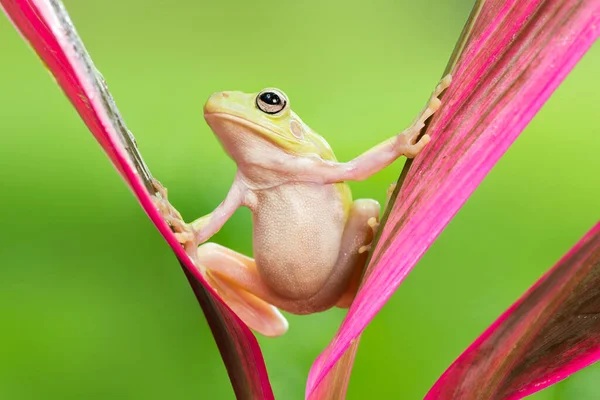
[221,92,229,98]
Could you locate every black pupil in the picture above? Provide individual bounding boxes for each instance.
[260,92,281,105]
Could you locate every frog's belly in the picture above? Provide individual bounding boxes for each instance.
[252,184,347,300]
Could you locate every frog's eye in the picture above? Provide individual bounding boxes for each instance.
[256,89,287,115]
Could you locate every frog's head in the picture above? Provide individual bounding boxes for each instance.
[203,88,336,163]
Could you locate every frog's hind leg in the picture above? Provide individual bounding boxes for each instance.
[195,243,289,337]
[334,199,381,308]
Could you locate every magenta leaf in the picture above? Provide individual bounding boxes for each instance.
[0,1,273,398]
[308,0,600,396]
[426,222,600,399]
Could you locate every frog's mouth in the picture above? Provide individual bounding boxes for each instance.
[204,112,301,147]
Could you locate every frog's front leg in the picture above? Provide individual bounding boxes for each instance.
[301,74,452,184]
[345,74,451,181]
[151,175,245,246]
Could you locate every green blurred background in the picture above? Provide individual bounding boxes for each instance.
[0,1,598,399]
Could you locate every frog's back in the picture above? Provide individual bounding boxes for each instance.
[251,183,349,300]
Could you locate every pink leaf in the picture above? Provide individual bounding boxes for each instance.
[0,1,273,398]
[426,222,600,399]
[307,0,600,396]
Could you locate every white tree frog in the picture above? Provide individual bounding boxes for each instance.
[153,75,451,337]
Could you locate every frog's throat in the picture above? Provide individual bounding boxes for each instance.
[205,112,301,148]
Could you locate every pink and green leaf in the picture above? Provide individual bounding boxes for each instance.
[308,0,600,397]
[426,222,600,399]
[0,1,273,398]
[5,0,600,398]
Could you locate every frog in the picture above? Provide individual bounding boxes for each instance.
[153,75,451,337]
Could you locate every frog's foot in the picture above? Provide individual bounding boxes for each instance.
[358,217,380,254]
[151,179,195,244]
[360,183,397,255]
[359,183,397,253]
[336,199,381,308]
[385,183,397,209]
[396,74,452,158]
[196,243,289,337]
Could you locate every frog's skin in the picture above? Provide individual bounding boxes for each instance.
[154,76,451,337]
